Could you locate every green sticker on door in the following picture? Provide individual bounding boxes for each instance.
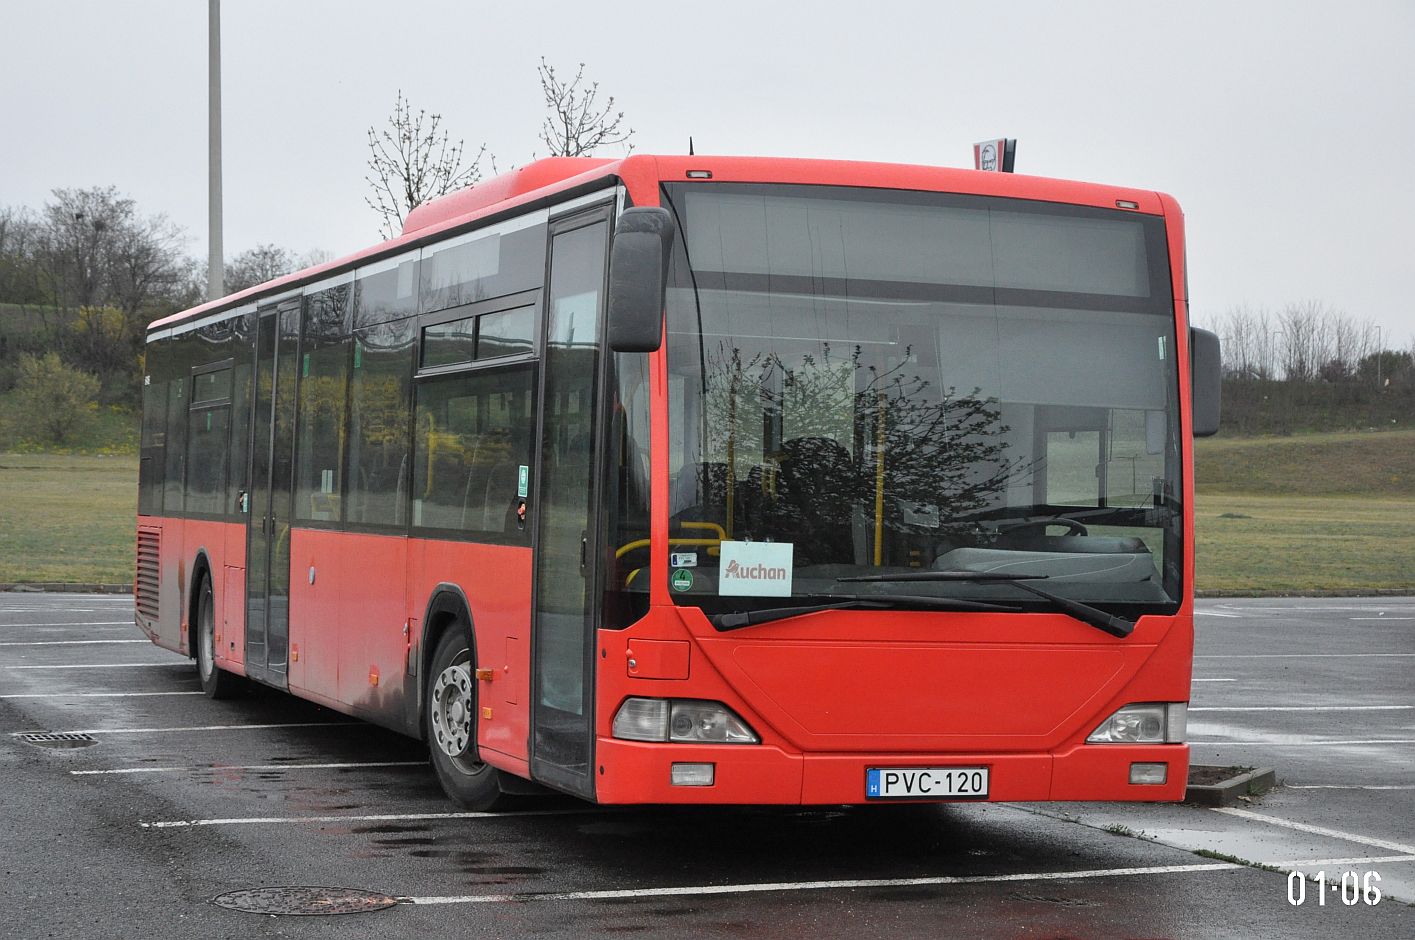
[517,464,529,498]
[670,568,694,592]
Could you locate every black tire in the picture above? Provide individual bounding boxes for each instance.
[195,575,240,700]
[425,627,504,810]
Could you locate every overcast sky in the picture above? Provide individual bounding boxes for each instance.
[2,1,1411,341]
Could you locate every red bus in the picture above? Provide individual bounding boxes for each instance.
[136,154,1221,809]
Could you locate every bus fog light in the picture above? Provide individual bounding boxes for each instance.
[671,762,715,786]
[1087,703,1186,744]
[1129,762,1168,785]
[612,697,669,741]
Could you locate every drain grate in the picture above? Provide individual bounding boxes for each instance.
[212,887,399,916]
[18,732,98,749]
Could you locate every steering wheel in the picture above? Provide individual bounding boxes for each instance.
[997,517,1089,538]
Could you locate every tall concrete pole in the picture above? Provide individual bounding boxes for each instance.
[207,0,224,300]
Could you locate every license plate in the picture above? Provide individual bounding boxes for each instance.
[866,766,989,800]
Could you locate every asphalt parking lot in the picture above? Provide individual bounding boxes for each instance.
[1,593,1411,939]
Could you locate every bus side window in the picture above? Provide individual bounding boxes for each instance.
[163,377,187,512]
[412,366,534,537]
[139,375,167,515]
[347,320,415,527]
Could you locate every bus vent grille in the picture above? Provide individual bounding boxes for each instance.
[135,528,160,621]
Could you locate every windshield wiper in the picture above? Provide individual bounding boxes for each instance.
[835,571,1135,639]
[707,594,1021,631]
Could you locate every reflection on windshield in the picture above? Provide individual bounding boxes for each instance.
[663,183,1183,611]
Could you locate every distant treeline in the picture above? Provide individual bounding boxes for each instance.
[1203,304,1413,435]
[3,188,1412,444]
[0,188,313,409]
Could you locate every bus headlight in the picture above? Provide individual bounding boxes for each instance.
[612,697,759,744]
[1087,703,1186,744]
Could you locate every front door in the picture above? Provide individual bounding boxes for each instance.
[530,209,612,797]
[245,302,298,687]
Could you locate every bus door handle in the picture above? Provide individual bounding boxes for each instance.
[580,533,588,569]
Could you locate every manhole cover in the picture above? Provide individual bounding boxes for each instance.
[211,886,399,916]
[18,732,97,749]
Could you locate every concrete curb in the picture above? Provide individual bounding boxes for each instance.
[0,583,132,594]
[1185,766,1277,807]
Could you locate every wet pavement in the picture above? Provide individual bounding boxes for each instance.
[0,593,1411,938]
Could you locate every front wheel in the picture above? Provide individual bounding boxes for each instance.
[425,628,504,810]
[195,576,240,699]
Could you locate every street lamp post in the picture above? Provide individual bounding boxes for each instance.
[1376,324,1383,389]
[207,0,224,301]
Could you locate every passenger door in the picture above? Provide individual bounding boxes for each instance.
[529,208,612,797]
[245,301,299,687]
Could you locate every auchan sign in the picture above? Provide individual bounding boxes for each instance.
[718,541,794,597]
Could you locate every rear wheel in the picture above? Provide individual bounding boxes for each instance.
[195,575,239,699]
[426,627,504,810]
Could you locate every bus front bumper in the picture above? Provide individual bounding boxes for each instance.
[592,739,1190,804]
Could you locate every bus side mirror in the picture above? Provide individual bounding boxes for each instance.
[607,207,675,353]
[1190,327,1221,437]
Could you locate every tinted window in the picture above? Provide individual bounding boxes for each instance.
[348,319,415,527]
[422,305,535,369]
[227,313,255,517]
[139,375,166,515]
[412,366,534,535]
[419,223,546,313]
[354,254,420,328]
[476,306,534,359]
[185,404,230,515]
[192,368,231,405]
[162,377,186,511]
[295,286,352,523]
[680,185,1160,305]
[422,314,478,369]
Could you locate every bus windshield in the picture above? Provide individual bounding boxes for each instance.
[661,182,1183,616]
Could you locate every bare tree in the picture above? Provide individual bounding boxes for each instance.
[365,90,489,240]
[537,58,633,157]
[225,244,297,294]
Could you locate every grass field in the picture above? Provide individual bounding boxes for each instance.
[0,453,137,584]
[1,430,1412,592]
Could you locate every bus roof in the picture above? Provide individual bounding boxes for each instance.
[148,154,1171,334]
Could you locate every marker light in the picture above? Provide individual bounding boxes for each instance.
[612,697,759,744]
[1087,703,1187,744]
[686,170,713,179]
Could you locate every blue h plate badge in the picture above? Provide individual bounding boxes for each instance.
[866,768,882,797]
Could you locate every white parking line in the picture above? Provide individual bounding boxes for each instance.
[1285,785,1415,791]
[0,608,129,613]
[1193,739,1415,746]
[1194,611,1242,618]
[1351,617,1415,621]
[1190,678,1236,683]
[1194,653,1415,659]
[1212,807,1415,855]
[401,855,1415,905]
[0,621,133,627]
[0,639,147,646]
[1280,854,1415,866]
[12,722,357,736]
[143,808,594,828]
[0,691,200,699]
[1189,705,1412,712]
[7,663,188,670]
[1218,605,1415,612]
[73,760,424,776]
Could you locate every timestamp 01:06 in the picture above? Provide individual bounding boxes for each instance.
[1287,870,1382,906]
